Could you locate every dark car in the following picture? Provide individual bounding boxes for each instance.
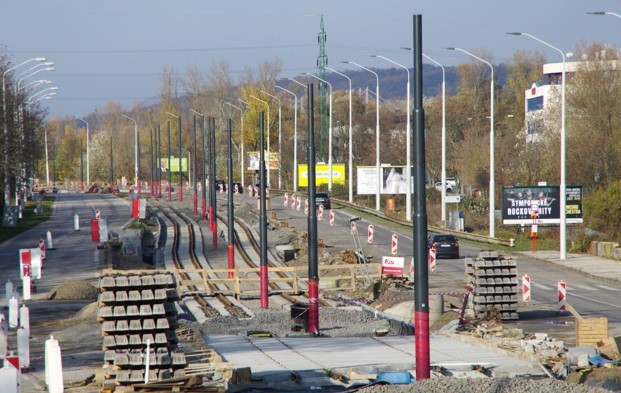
[315,192,331,209]
[231,182,243,194]
[214,179,226,192]
[427,233,460,259]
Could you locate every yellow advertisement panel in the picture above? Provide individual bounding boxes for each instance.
[298,164,346,187]
[247,151,280,171]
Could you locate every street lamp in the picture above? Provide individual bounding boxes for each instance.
[588,11,621,18]
[342,60,381,212]
[21,79,51,93]
[260,90,283,189]
[304,73,334,190]
[225,102,245,187]
[371,55,412,221]
[166,112,182,201]
[325,67,353,203]
[16,62,54,91]
[275,85,299,193]
[73,115,90,188]
[403,49,448,226]
[3,57,47,205]
[249,95,271,186]
[446,47,495,238]
[122,114,140,195]
[507,32,567,259]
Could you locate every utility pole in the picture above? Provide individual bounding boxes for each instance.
[317,15,328,161]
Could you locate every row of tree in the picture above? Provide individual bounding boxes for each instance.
[3,42,621,237]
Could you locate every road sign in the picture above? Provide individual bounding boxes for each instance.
[558,281,566,311]
[428,248,436,272]
[445,195,461,203]
[367,225,374,244]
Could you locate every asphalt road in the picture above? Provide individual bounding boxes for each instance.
[0,192,132,297]
[265,194,621,344]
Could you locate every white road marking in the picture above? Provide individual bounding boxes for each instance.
[595,284,621,292]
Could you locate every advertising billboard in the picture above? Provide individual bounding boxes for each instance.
[356,166,413,195]
[297,163,346,187]
[246,151,280,171]
[160,157,187,172]
[502,185,583,225]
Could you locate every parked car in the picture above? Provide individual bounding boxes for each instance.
[434,181,453,193]
[315,192,331,209]
[427,233,460,259]
[52,187,59,194]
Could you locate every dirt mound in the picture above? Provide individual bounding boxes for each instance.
[69,301,99,321]
[47,281,99,300]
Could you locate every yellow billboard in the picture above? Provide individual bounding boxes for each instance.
[298,164,346,187]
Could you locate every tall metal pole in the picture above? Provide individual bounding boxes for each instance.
[43,125,50,186]
[110,135,114,187]
[421,53,447,226]
[447,47,495,238]
[227,118,235,278]
[80,139,84,191]
[325,67,353,203]
[372,55,411,221]
[210,117,218,249]
[307,83,319,334]
[73,116,90,188]
[260,91,282,190]
[201,115,207,219]
[249,96,270,186]
[413,14,430,380]
[304,75,333,190]
[150,129,154,196]
[342,61,380,211]
[121,114,140,195]
[178,116,183,202]
[508,32,566,259]
[259,111,269,308]
[276,86,298,192]
[225,102,244,188]
[167,121,172,201]
[192,115,198,216]
[157,125,162,198]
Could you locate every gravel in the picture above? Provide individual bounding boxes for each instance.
[355,377,616,393]
[198,307,391,337]
[46,281,99,300]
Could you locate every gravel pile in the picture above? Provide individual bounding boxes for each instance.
[46,281,99,300]
[356,377,616,393]
[199,307,391,337]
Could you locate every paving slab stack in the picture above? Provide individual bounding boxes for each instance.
[97,273,186,386]
[465,251,519,320]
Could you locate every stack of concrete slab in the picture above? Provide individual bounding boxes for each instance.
[98,273,184,385]
[465,251,519,320]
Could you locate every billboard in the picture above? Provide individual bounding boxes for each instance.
[246,151,280,171]
[357,166,412,195]
[502,185,583,225]
[160,157,187,172]
[297,164,346,187]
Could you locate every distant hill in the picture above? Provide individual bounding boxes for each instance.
[281,64,507,100]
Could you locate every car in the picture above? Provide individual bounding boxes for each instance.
[434,181,453,193]
[315,192,331,209]
[427,233,460,259]
[52,187,59,194]
[230,182,243,194]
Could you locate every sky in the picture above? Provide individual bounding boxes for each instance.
[2,0,621,118]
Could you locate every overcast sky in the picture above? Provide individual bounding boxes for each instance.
[2,1,620,118]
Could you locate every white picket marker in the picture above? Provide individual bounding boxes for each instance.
[8,297,18,329]
[284,193,289,207]
[367,225,374,244]
[45,336,64,392]
[46,230,54,250]
[0,358,20,393]
[17,326,29,368]
[19,305,29,331]
[74,214,80,231]
[22,276,31,301]
[291,194,296,210]
[0,315,8,359]
[5,280,13,305]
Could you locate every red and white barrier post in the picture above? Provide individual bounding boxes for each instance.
[284,193,289,207]
[329,209,335,226]
[428,247,436,272]
[391,233,398,256]
[522,274,531,302]
[318,204,324,221]
[350,221,357,235]
[367,225,374,244]
[296,197,301,212]
[558,281,566,311]
[304,199,309,215]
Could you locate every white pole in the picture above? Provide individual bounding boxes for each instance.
[249,96,270,186]
[276,86,299,192]
[43,125,50,186]
[74,116,90,187]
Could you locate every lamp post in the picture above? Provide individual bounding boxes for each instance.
[249,95,271,186]
[342,60,381,212]
[122,114,140,195]
[447,47,495,238]
[507,32,566,260]
[189,109,205,217]
[15,62,54,91]
[404,50,447,226]
[371,55,411,221]
[26,87,58,104]
[588,11,621,18]
[325,67,353,203]
[225,102,245,188]
[275,85,299,192]
[260,90,283,189]
[3,57,47,205]
[304,74,333,190]
[21,79,51,93]
[288,78,307,191]
[166,112,182,202]
[73,115,90,188]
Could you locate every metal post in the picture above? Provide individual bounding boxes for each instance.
[259,112,268,308]
[307,83,319,334]
[167,121,172,201]
[227,119,235,278]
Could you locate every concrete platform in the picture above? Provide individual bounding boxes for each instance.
[205,333,543,389]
